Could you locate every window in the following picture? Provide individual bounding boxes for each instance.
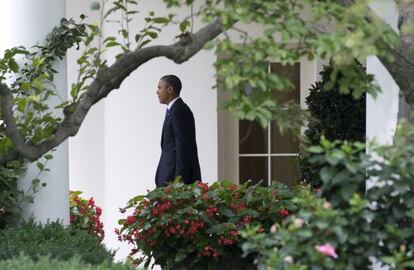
[217,55,317,186]
[238,63,300,186]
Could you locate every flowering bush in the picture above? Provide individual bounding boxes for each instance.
[241,122,414,269]
[241,191,368,269]
[117,181,299,269]
[69,191,104,241]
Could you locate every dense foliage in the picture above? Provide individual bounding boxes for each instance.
[0,255,133,270]
[70,190,104,241]
[0,219,114,265]
[241,122,414,269]
[300,62,366,188]
[0,160,25,229]
[118,181,299,269]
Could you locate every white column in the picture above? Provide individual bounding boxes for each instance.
[0,0,69,224]
[366,0,399,145]
[366,57,399,145]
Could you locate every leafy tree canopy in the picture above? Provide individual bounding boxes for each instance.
[0,0,405,166]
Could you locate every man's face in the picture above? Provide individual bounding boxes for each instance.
[156,80,172,105]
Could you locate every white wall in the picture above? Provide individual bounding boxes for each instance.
[67,0,217,261]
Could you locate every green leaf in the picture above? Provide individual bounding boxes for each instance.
[120,29,129,39]
[9,58,19,72]
[152,17,170,24]
[146,31,158,39]
[308,145,324,154]
[174,250,187,262]
[17,98,28,112]
[340,184,358,200]
[206,223,227,234]
[139,39,151,48]
[179,20,190,32]
[105,41,121,47]
[21,82,31,90]
[36,162,44,170]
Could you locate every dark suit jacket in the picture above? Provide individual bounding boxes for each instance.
[155,98,201,186]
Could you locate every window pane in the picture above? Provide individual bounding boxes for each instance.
[239,120,268,154]
[270,62,300,154]
[271,156,299,187]
[270,62,300,104]
[271,122,299,153]
[239,157,268,186]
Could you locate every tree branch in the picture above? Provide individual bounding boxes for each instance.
[0,83,38,161]
[0,18,224,165]
[313,0,414,107]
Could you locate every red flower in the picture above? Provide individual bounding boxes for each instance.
[88,197,95,207]
[241,215,252,224]
[126,215,136,225]
[278,208,289,217]
[187,220,205,236]
[206,206,218,217]
[70,191,105,241]
[201,245,220,258]
[218,236,235,245]
[230,203,246,212]
[80,205,88,214]
[197,182,209,192]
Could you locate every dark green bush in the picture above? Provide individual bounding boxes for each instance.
[300,62,366,188]
[0,255,133,270]
[0,219,114,265]
[0,160,26,230]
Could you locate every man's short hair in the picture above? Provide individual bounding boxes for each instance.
[161,75,182,95]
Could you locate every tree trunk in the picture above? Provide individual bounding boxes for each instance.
[398,90,414,124]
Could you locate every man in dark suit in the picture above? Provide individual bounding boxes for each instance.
[155,75,201,187]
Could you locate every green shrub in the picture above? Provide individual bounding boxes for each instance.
[0,219,114,265]
[0,160,26,230]
[241,122,414,269]
[241,190,373,269]
[118,181,299,270]
[300,62,366,188]
[0,255,133,270]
